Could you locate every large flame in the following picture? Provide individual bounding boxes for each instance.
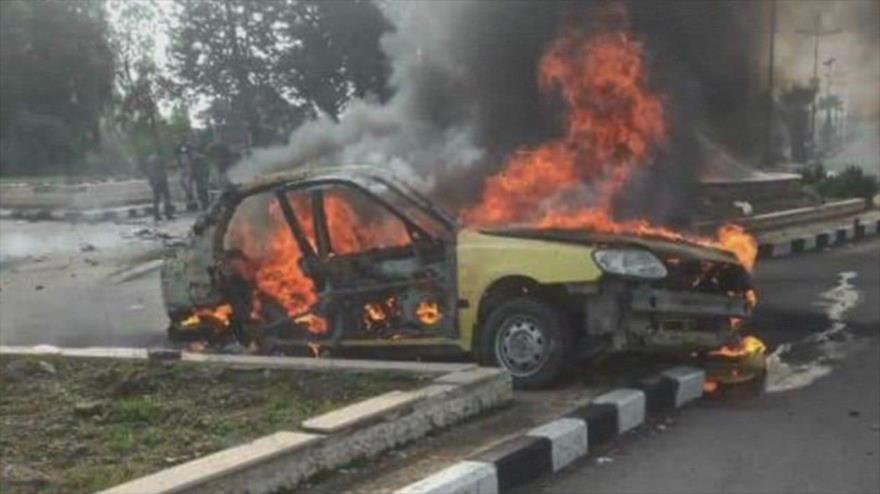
[462,28,665,226]
[227,191,410,335]
[189,8,759,343]
[253,198,321,331]
[460,16,758,272]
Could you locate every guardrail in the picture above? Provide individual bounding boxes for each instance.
[696,198,866,234]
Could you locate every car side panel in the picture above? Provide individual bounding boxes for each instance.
[160,223,225,314]
[160,192,241,317]
[455,230,602,351]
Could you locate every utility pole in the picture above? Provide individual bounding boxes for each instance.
[795,12,841,158]
[764,0,777,167]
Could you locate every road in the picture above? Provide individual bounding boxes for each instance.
[0,218,190,347]
[526,238,880,494]
[2,217,878,493]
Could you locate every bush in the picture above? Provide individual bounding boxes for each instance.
[813,165,878,202]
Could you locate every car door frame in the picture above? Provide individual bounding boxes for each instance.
[272,177,459,343]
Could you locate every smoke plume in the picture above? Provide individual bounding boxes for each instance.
[233,0,778,225]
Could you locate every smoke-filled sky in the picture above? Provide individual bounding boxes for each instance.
[775,0,880,118]
[232,0,879,222]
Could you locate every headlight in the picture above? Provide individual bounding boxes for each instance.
[592,248,668,279]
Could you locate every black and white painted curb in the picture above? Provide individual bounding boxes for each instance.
[757,215,880,259]
[396,366,705,494]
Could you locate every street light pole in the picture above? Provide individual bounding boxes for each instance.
[764,0,777,167]
[795,12,842,159]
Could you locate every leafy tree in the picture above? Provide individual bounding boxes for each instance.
[168,0,391,146]
[814,165,878,202]
[0,0,115,175]
[108,0,165,141]
[277,1,392,119]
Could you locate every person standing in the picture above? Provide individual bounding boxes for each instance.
[208,141,234,189]
[190,151,211,210]
[175,140,196,210]
[141,153,174,221]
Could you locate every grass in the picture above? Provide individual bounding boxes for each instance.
[0,355,425,494]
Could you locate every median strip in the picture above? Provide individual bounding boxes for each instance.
[0,346,512,494]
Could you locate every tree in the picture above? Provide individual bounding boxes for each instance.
[170,0,299,146]
[108,0,163,142]
[277,1,392,119]
[0,0,115,175]
[168,0,391,146]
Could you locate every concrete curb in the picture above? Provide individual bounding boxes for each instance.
[757,214,880,259]
[0,202,193,223]
[395,366,705,494]
[0,346,510,494]
[0,345,475,375]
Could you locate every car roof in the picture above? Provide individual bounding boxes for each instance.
[236,165,457,228]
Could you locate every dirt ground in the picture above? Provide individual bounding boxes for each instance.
[0,354,426,494]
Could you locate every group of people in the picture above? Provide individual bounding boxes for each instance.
[140,141,231,221]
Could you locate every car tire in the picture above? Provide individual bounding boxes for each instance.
[478,296,573,389]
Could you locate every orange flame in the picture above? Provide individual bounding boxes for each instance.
[462,27,665,227]
[714,224,758,272]
[703,380,719,394]
[416,300,442,326]
[460,13,758,273]
[181,304,233,330]
[709,335,767,359]
[226,191,409,336]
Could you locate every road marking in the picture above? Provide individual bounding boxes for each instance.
[766,271,861,393]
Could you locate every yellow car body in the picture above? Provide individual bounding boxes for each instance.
[455,230,602,351]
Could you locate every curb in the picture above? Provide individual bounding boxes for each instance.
[0,346,511,494]
[0,203,193,223]
[395,366,705,494]
[757,215,880,259]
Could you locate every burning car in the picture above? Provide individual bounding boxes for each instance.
[161,167,763,389]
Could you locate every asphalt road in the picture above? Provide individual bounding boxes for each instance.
[0,218,189,348]
[526,238,880,494]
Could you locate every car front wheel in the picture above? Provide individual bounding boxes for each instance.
[478,296,573,389]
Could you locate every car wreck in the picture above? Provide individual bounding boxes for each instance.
[161,167,764,388]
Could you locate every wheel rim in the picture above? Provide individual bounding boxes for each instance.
[494,316,550,378]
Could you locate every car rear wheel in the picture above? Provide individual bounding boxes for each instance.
[478,296,572,389]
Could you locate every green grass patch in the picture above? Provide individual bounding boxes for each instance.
[0,355,426,493]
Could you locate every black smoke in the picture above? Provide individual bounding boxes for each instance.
[236,0,771,226]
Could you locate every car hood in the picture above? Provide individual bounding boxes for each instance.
[481,228,739,265]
